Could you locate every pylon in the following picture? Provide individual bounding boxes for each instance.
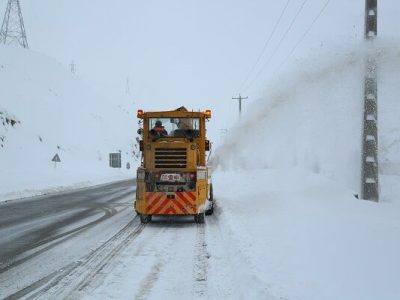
[0,0,29,48]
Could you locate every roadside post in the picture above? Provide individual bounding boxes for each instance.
[52,153,61,169]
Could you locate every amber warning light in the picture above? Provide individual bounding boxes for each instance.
[205,109,212,118]
[137,109,144,118]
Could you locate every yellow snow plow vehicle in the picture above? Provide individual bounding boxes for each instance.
[135,106,213,224]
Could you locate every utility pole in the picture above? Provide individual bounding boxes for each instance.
[0,0,28,48]
[361,0,378,201]
[70,61,76,74]
[126,77,131,96]
[232,94,248,118]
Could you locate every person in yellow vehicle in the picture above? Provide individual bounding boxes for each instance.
[151,120,168,137]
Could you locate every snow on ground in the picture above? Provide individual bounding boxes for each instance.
[213,169,400,300]
[207,40,400,299]
[0,46,138,201]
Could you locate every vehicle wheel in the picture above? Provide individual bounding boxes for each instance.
[194,212,205,224]
[205,184,214,215]
[205,202,214,216]
[209,184,214,201]
[140,214,151,224]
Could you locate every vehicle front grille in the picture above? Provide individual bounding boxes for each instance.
[155,148,187,168]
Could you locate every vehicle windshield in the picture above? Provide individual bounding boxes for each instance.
[148,118,200,138]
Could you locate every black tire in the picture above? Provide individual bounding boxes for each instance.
[209,184,214,201]
[205,202,214,216]
[140,214,151,224]
[194,212,205,224]
[205,184,214,215]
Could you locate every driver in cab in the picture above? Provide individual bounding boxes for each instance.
[151,120,168,137]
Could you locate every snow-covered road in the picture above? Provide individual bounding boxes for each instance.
[0,180,235,299]
[75,214,234,300]
[2,169,399,300]
[0,180,137,298]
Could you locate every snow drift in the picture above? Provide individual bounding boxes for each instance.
[0,46,137,200]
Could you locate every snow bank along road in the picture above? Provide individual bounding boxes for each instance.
[0,179,231,299]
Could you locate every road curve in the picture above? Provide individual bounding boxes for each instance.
[0,179,136,298]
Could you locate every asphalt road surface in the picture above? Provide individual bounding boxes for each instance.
[0,179,136,299]
[0,179,230,299]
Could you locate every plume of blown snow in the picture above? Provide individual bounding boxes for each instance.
[213,40,400,192]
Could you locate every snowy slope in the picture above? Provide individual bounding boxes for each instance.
[209,40,400,299]
[0,46,138,200]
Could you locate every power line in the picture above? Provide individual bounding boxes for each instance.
[238,0,291,93]
[275,0,331,73]
[243,0,308,93]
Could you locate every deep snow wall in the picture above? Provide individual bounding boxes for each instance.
[214,41,400,194]
[0,46,137,199]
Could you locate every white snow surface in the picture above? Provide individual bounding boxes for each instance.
[0,46,137,201]
[212,168,400,300]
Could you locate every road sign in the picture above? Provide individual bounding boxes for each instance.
[52,154,61,162]
[109,153,121,168]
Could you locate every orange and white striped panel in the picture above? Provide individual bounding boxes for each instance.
[145,192,197,215]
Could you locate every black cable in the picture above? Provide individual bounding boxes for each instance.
[238,0,291,93]
[244,0,308,93]
[275,0,331,73]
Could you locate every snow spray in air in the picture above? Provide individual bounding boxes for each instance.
[212,40,400,191]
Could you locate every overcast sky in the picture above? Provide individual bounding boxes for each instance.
[2,0,399,143]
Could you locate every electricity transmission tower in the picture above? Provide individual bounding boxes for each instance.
[361,0,378,201]
[0,0,28,48]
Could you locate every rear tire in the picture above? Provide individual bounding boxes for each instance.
[140,214,152,224]
[194,212,205,224]
[205,202,214,216]
[205,184,214,215]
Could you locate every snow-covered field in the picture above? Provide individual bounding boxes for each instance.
[0,46,137,201]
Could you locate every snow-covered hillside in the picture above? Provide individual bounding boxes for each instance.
[210,40,400,299]
[0,46,137,200]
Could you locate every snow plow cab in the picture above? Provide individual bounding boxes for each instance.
[135,106,213,224]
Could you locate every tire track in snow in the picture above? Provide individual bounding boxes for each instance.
[5,216,144,299]
[192,223,209,298]
[0,189,133,274]
[134,260,166,300]
[134,224,179,300]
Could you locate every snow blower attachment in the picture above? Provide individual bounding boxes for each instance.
[135,107,213,224]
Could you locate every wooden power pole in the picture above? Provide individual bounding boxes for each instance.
[232,94,248,118]
[361,0,378,201]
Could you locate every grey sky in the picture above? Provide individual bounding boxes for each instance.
[2,0,399,143]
